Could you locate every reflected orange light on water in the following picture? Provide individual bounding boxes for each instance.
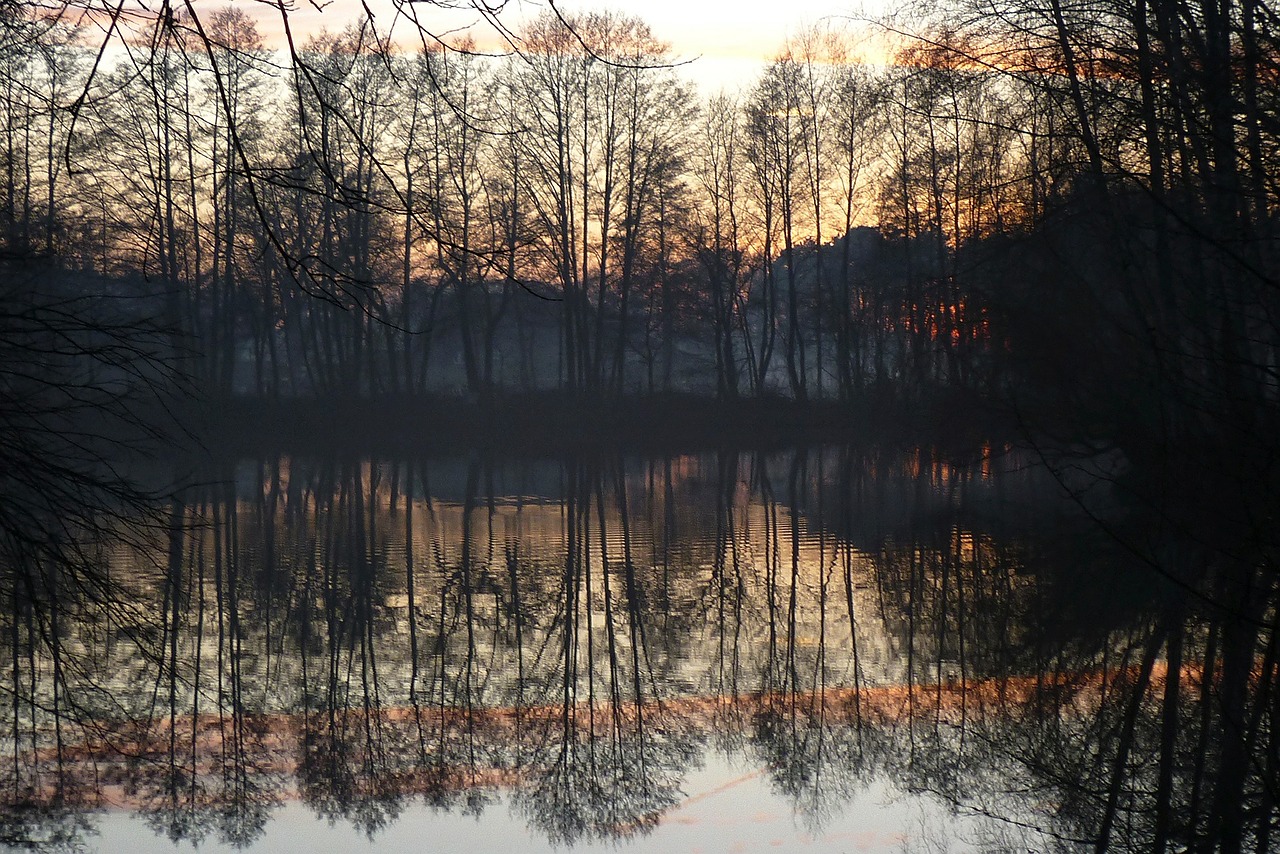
[17,662,1202,812]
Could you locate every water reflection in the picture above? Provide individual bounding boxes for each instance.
[0,446,1274,851]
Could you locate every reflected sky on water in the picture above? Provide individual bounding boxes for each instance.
[93,756,1000,854]
[0,445,1271,852]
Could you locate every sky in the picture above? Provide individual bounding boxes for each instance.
[226,0,888,93]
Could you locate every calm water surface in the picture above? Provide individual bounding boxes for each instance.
[0,445,1269,852]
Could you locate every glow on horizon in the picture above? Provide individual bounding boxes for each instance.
[196,0,889,91]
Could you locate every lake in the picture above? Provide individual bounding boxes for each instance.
[0,443,1267,852]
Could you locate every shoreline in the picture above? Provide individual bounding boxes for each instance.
[188,389,1003,456]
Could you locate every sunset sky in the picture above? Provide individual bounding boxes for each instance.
[230,0,884,92]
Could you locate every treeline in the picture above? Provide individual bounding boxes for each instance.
[2,6,1052,402]
[3,0,1279,414]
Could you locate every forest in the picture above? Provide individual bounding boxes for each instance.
[5,0,1277,531]
[0,0,1217,404]
[3,0,1275,420]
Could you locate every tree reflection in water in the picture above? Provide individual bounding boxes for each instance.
[0,445,1275,851]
